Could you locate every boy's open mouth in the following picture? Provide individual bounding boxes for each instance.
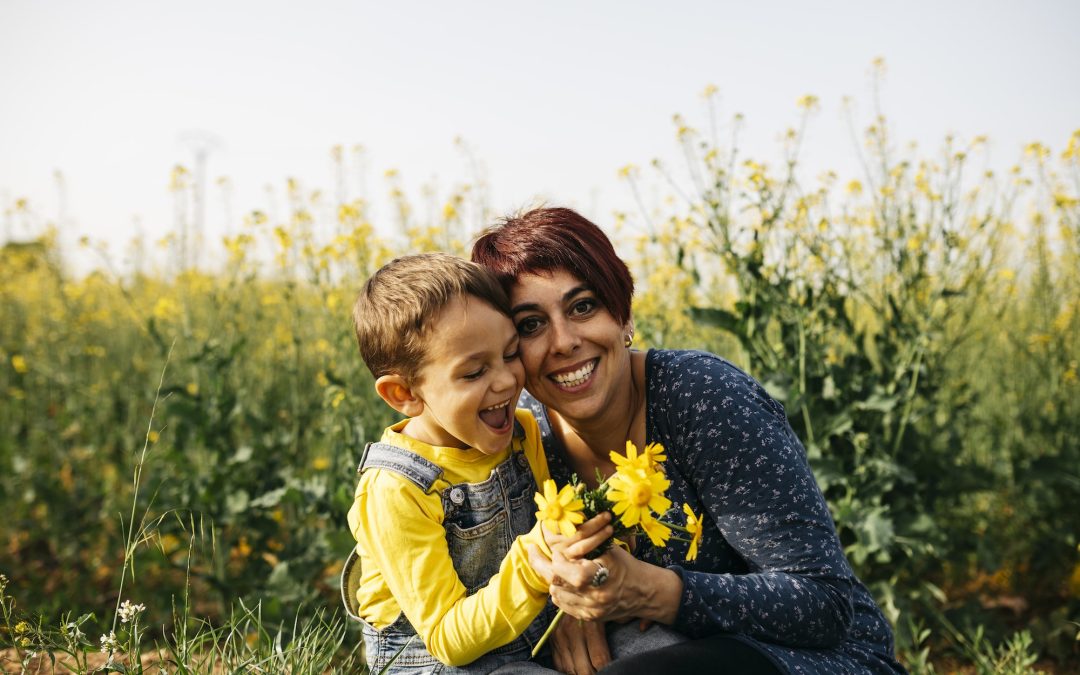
[479,400,512,432]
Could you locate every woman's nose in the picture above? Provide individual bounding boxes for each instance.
[549,316,580,355]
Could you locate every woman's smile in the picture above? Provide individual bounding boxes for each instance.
[510,269,632,422]
[548,357,599,391]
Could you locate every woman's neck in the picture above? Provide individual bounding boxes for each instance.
[550,350,648,486]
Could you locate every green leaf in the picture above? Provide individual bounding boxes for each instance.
[690,306,749,338]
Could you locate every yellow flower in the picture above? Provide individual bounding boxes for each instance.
[185,382,199,396]
[147,430,160,444]
[1063,366,1077,385]
[159,533,180,555]
[153,297,179,321]
[442,201,458,221]
[339,202,361,223]
[683,503,703,561]
[610,441,648,472]
[233,536,252,559]
[640,516,672,547]
[330,390,346,409]
[273,226,292,251]
[14,621,30,634]
[796,94,819,111]
[11,355,28,374]
[610,441,666,473]
[312,456,331,471]
[1024,142,1049,160]
[607,465,671,529]
[534,479,585,537]
[640,442,667,470]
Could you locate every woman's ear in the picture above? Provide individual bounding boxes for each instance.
[375,374,424,417]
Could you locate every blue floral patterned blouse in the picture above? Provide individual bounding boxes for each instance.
[520,350,906,675]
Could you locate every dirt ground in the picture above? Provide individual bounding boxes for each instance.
[1,648,212,674]
[1,648,1070,674]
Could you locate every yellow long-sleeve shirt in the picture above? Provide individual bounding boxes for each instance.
[346,409,552,667]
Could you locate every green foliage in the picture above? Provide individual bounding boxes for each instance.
[625,91,1079,668]
[1,85,1078,670]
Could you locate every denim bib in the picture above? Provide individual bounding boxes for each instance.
[341,423,555,674]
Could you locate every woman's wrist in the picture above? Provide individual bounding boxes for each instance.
[627,558,683,624]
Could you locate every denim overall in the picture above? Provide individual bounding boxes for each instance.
[341,423,555,674]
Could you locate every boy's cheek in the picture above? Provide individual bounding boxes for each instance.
[511,357,526,387]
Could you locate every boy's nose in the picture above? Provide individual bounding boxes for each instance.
[492,361,519,393]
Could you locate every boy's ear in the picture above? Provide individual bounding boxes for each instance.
[375,374,424,417]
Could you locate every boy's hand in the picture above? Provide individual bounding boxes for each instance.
[541,512,612,560]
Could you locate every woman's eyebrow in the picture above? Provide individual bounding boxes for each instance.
[562,286,590,302]
[511,286,591,314]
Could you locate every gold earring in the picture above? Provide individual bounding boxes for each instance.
[624,332,634,348]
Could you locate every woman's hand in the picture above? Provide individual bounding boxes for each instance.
[529,545,683,625]
[550,619,610,675]
[540,511,612,558]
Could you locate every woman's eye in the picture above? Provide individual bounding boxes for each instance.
[503,349,520,362]
[570,298,596,316]
[516,316,542,336]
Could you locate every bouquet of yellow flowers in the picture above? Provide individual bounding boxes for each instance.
[530,441,703,657]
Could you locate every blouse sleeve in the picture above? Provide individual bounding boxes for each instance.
[659,352,855,648]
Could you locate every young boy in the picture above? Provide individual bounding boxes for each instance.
[341,253,560,673]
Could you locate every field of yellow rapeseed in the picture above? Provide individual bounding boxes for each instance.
[1,99,1078,672]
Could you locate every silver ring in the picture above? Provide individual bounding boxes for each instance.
[590,560,609,587]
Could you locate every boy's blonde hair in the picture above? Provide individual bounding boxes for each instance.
[352,253,512,382]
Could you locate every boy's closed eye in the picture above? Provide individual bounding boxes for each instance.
[462,346,519,381]
[463,367,486,381]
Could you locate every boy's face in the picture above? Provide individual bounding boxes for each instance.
[405,295,525,455]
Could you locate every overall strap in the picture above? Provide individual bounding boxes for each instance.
[357,441,443,493]
[341,441,445,624]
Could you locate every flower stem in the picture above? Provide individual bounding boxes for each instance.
[531,608,565,659]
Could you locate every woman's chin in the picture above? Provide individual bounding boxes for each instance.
[538,385,605,421]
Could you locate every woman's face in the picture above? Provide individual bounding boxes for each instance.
[509,268,632,421]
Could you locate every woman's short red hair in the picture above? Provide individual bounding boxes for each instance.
[471,207,634,325]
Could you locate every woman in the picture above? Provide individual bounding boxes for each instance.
[472,208,906,675]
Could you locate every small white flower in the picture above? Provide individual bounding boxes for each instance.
[118,599,146,624]
[100,631,121,653]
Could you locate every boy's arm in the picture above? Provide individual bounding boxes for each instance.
[355,470,550,667]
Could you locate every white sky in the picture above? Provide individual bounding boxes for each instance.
[2,0,1078,264]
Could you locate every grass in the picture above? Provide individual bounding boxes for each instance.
[1,68,1077,671]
